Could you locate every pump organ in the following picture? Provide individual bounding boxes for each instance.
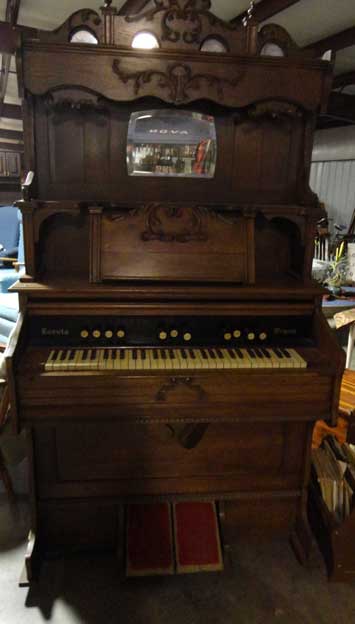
[5,1,344,582]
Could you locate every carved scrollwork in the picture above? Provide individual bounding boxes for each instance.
[44,93,108,117]
[106,203,246,242]
[164,423,209,448]
[258,24,303,57]
[69,9,101,30]
[112,59,243,103]
[156,376,207,401]
[142,203,208,242]
[125,0,235,45]
[248,100,303,121]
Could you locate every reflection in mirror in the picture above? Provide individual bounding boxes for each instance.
[200,37,227,53]
[127,110,217,178]
[131,31,159,49]
[70,28,98,44]
[260,43,285,57]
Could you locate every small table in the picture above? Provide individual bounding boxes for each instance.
[322,286,355,319]
[333,308,355,369]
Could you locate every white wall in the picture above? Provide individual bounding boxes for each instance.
[310,126,355,233]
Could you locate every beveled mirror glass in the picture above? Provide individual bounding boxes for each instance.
[127,110,217,178]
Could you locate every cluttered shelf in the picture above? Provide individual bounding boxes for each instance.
[310,369,355,582]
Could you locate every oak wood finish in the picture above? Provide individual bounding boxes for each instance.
[5,2,345,580]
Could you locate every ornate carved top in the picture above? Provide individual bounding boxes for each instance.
[20,4,331,111]
[258,24,311,58]
[18,0,330,66]
[125,0,237,46]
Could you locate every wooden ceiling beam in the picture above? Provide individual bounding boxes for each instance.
[305,26,355,57]
[231,0,301,26]
[6,0,21,25]
[1,103,22,120]
[0,21,37,54]
[0,128,23,141]
[333,71,355,90]
[0,140,23,151]
[0,1,21,116]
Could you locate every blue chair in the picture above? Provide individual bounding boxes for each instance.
[0,207,24,345]
[0,207,23,294]
[0,293,19,347]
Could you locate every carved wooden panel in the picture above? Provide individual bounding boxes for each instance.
[233,114,304,202]
[48,105,110,188]
[34,93,310,206]
[34,421,306,496]
[23,43,331,112]
[38,212,89,279]
[91,205,255,284]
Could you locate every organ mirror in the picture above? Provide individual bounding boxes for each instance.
[127,110,217,178]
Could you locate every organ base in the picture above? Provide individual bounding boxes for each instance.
[18,417,316,584]
[19,498,314,585]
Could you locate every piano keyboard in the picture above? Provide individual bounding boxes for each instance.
[44,347,307,372]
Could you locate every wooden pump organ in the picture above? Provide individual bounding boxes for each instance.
[6,1,344,582]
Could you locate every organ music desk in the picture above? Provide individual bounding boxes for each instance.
[4,1,344,584]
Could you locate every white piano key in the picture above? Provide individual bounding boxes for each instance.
[45,350,57,372]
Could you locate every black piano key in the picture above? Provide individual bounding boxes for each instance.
[120,350,125,360]
[181,349,187,359]
[132,349,137,360]
[141,349,146,360]
[261,348,271,359]
[111,349,117,360]
[207,348,216,359]
[161,349,167,359]
[215,348,223,359]
[281,348,291,359]
[104,350,109,360]
[247,348,256,359]
[189,349,196,359]
[254,348,264,359]
[90,349,97,360]
[82,350,88,361]
[273,348,284,359]
[234,348,244,359]
[60,350,67,361]
[200,348,208,360]
[169,350,175,359]
[227,348,236,359]
[69,350,75,361]
[153,350,158,360]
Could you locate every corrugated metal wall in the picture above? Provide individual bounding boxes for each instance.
[310,127,355,233]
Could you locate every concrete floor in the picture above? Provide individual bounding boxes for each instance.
[1,496,355,624]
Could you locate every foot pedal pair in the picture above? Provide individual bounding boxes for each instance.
[126,501,223,577]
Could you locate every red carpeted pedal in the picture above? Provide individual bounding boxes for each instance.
[173,501,223,573]
[126,503,174,576]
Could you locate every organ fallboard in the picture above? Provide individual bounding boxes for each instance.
[4,0,344,584]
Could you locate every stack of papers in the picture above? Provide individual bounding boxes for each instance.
[312,437,355,523]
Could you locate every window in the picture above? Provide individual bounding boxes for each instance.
[200,37,227,53]
[69,29,98,45]
[131,32,159,50]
